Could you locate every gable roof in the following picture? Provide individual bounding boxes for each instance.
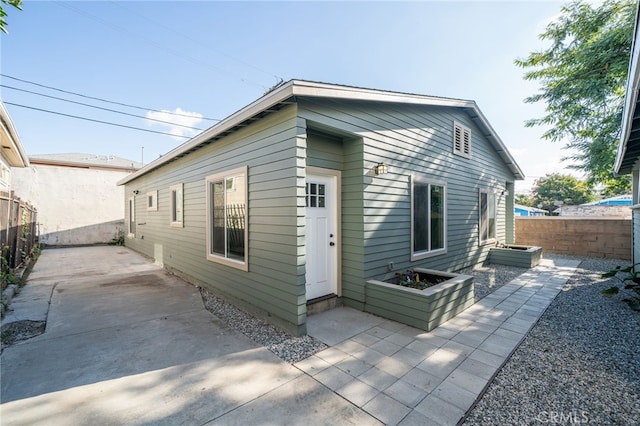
[0,100,29,168]
[615,2,640,175]
[119,80,524,185]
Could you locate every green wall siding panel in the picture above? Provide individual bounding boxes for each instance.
[298,99,518,300]
[125,96,518,334]
[125,105,308,335]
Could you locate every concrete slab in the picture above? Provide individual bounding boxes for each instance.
[209,375,382,425]
[1,246,379,425]
[307,306,385,345]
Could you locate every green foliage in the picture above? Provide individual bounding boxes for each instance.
[0,246,15,291]
[531,172,595,213]
[0,0,22,34]
[392,270,445,290]
[515,0,634,194]
[110,230,125,246]
[601,265,640,311]
[515,193,534,207]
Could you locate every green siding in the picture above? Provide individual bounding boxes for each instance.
[125,105,307,335]
[364,273,474,331]
[298,99,518,309]
[124,96,519,334]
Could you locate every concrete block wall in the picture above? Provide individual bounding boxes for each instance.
[515,217,631,260]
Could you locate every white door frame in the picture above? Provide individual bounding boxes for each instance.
[127,196,136,238]
[305,166,341,300]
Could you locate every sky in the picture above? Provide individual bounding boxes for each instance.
[0,0,589,194]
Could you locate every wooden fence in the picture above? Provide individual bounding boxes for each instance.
[0,191,38,287]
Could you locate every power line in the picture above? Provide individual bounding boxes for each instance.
[108,0,282,83]
[4,102,192,138]
[0,74,220,122]
[52,0,268,91]
[1,84,204,131]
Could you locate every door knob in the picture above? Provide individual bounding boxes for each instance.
[330,242,335,246]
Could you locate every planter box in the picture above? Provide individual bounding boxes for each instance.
[489,245,542,268]
[365,268,474,331]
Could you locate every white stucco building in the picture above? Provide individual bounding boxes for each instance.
[13,153,141,246]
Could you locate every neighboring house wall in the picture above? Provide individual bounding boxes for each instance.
[13,162,134,245]
[0,156,12,193]
[516,217,631,260]
[557,205,631,218]
[123,98,518,334]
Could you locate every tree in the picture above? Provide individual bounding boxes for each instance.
[515,193,534,207]
[531,173,595,213]
[0,0,22,34]
[515,0,635,195]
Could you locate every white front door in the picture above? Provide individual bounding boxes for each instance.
[305,172,338,301]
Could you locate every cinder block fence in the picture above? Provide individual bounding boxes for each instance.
[515,217,631,260]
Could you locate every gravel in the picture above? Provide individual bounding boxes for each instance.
[0,320,46,353]
[198,261,530,364]
[464,255,640,425]
[461,262,530,302]
[200,288,328,363]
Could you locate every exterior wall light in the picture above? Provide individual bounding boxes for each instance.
[375,163,389,175]
[133,190,140,195]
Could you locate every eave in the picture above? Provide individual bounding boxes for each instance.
[118,80,524,185]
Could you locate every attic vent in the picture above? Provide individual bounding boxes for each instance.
[453,122,471,158]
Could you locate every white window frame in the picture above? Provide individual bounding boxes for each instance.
[411,177,447,261]
[127,196,136,238]
[453,121,471,158]
[0,158,10,191]
[205,166,248,271]
[169,183,183,228]
[147,190,158,212]
[479,189,497,245]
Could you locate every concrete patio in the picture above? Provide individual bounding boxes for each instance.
[1,246,579,425]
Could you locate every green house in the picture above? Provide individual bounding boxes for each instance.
[119,81,524,335]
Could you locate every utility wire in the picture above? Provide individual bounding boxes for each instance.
[4,102,192,138]
[1,84,204,131]
[52,0,267,90]
[108,0,282,84]
[0,74,220,122]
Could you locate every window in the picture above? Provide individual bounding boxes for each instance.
[169,183,183,227]
[206,166,248,270]
[147,190,158,211]
[453,121,471,158]
[306,182,325,207]
[127,197,136,237]
[480,190,496,244]
[411,178,446,260]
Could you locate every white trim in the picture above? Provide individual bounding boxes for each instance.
[453,121,471,158]
[411,176,447,261]
[127,196,135,238]
[169,183,183,228]
[205,166,248,271]
[616,2,640,174]
[0,101,29,168]
[118,80,524,186]
[479,189,497,245]
[306,166,342,297]
[146,190,158,211]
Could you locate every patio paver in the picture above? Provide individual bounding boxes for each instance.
[303,257,581,425]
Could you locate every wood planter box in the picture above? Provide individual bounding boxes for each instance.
[365,268,474,331]
[489,244,542,268]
